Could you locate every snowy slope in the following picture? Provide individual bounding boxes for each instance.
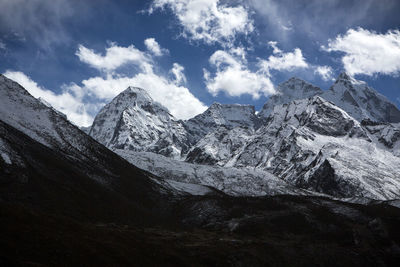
[191,96,400,199]
[89,87,190,159]
[0,74,69,149]
[115,150,313,197]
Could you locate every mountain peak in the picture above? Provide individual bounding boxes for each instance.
[322,73,400,122]
[334,72,365,86]
[259,77,322,118]
[117,86,153,103]
[337,72,352,80]
[89,85,190,158]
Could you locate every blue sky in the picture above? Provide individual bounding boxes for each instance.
[1,0,400,126]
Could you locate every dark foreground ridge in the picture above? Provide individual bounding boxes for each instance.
[1,119,400,266]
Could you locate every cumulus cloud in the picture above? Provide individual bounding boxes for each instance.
[314,65,334,81]
[3,39,207,125]
[144,38,168,56]
[80,72,205,120]
[204,49,275,99]
[3,70,93,126]
[259,41,308,72]
[76,44,152,73]
[204,42,314,99]
[322,28,400,76]
[149,0,254,46]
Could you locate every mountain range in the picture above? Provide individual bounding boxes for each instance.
[88,72,400,200]
[1,72,400,265]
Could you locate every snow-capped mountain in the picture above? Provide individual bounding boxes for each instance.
[89,87,190,159]
[190,96,400,199]
[3,73,400,267]
[321,72,400,123]
[184,102,260,144]
[82,72,400,200]
[258,77,323,118]
[259,73,400,124]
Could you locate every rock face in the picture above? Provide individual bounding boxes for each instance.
[89,87,190,159]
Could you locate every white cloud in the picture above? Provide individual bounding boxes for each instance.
[204,49,275,99]
[81,72,206,120]
[203,42,315,99]
[144,37,168,56]
[76,42,207,120]
[259,42,308,72]
[322,28,400,76]
[170,63,187,85]
[150,0,254,46]
[314,65,334,81]
[76,43,152,73]
[3,70,93,127]
[3,41,207,126]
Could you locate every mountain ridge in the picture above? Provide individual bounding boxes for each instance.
[84,72,400,200]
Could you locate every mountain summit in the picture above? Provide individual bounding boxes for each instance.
[259,77,323,118]
[83,73,400,200]
[321,72,400,123]
[89,86,190,158]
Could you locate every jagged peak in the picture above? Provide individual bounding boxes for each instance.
[334,72,365,86]
[109,86,154,106]
[125,86,148,93]
[121,86,152,98]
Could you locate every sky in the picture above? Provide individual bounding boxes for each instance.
[0,0,400,127]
